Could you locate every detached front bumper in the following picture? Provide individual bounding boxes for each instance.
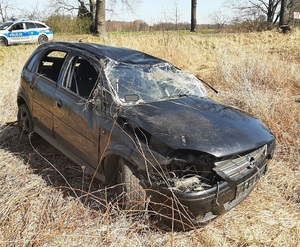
[145,162,268,230]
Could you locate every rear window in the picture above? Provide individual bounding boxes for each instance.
[36,23,47,28]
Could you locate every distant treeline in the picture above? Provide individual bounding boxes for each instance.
[45,15,300,34]
[45,15,222,34]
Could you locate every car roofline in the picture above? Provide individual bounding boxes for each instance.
[40,41,167,65]
[3,20,48,24]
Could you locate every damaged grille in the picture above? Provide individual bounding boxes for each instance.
[149,145,269,193]
[151,152,220,193]
[213,145,268,182]
[167,174,211,192]
[152,172,212,193]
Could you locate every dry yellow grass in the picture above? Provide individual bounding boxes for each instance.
[0,30,299,246]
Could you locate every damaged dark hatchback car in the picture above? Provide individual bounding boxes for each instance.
[17,42,275,230]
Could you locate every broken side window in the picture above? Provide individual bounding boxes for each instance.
[37,50,67,83]
[63,56,98,99]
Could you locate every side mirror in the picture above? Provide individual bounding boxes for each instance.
[124,94,139,102]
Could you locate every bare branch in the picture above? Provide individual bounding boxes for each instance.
[228,0,283,26]
[0,0,15,22]
[49,0,80,14]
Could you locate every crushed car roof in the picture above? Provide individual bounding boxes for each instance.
[42,41,166,65]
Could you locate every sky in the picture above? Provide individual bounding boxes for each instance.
[108,0,226,24]
[13,0,226,24]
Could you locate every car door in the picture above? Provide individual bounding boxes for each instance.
[31,50,68,138]
[8,22,29,43]
[25,22,38,42]
[53,53,101,167]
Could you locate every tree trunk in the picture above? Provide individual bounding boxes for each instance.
[280,0,287,26]
[266,0,274,29]
[279,0,291,33]
[89,0,96,17]
[94,0,107,35]
[190,0,197,32]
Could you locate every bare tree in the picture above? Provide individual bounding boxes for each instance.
[228,0,300,29]
[173,1,180,28]
[209,10,229,30]
[50,0,139,36]
[191,0,197,32]
[228,0,281,29]
[266,0,281,25]
[0,0,14,22]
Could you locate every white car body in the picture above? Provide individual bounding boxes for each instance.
[0,20,53,46]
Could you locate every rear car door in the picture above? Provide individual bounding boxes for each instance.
[25,22,38,42]
[32,50,68,138]
[53,53,101,167]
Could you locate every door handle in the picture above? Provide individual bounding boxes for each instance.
[56,99,63,108]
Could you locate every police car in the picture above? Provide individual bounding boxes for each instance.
[0,20,53,46]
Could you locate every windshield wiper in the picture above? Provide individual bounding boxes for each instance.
[196,76,219,94]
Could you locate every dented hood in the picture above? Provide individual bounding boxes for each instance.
[121,96,274,157]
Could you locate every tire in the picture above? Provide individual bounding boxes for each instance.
[17,104,34,135]
[0,37,8,46]
[38,35,48,44]
[117,158,147,210]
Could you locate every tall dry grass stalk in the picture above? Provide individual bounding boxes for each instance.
[0,30,299,246]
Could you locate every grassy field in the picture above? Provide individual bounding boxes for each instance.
[0,30,299,246]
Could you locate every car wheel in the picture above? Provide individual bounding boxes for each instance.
[0,37,8,46]
[117,158,147,210]
[38,35,48,44]
[17,104,34,135]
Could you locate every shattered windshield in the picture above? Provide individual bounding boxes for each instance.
[104,61,207,105]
